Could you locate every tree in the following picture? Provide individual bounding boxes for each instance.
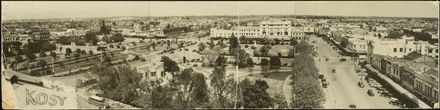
[238,78,273,108]
[39,51,47,57]
[50,52,57,63]
[288,47,295,57]
[113,33,125,42]
[210,66,230,108]
[81,50,87,55]
[291,76,325,108]
[289,43,324,108]
[41,42,56,52]
[25,51,36,61]
[152,42,157,50]
[198,42,207,52]
[161,56,180,74]
[151,84,173,108]
[65,48,72,56]
[269,56,281,69]
[229,35,240,53]
[15,56,24,63]
[295,41,313,55]
[246,58,254,67]
[85,31,98,45]
[340,38,348,48]
[75,48,81,54]
[260,45,272,56]
[231,48,250,68]
[290,38,298,46]
[90,65,143,107]
[88,50,94,55]
[189,73,209,108]
[385,31,404,39]
[215,55,227,66]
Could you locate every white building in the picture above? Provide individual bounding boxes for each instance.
[210,20,312,40]
[369,36,438,59]
[260,21,291,38]
[66,29,87,36]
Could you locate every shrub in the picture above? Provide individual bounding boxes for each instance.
[193,64,198,67]
[251,46,257,50]
[39,52,47,57]
[109,44,114,48]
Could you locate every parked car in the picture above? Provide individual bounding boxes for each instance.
[322,81,328,88]
[358,81,364,88]
[319,75,325,80]
[389,98,401,106]
[380,91,392,98]
[367,89,375,96]
[349,104,356,108]
[340,58,346,62]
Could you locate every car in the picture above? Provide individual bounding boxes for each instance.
[358,81,365,88]
[349,104,356,108]
[389,98,401,106]
[322,82,328,88]
[340,58,347,62]
[367,89,375,96]
[319,75,324,79]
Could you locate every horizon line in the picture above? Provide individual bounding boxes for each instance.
[3,14,438,22]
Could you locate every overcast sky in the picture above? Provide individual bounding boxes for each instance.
[1,1,438,20]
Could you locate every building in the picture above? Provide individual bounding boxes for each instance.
[370,54,439,106]
[210,20,311,40]
[260,21,292,38]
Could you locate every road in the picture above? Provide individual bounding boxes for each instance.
[310,36,398,109]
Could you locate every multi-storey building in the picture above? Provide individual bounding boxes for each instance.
[260,21,291,38]
[210,20,311,41]
[370,54,439,106]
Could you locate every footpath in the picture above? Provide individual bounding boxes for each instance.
[365,64,431,108]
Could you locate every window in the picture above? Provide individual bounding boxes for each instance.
[400,48,403,52]
[394,48,397,52]
[161,72,165,77]
[151,72,156,77]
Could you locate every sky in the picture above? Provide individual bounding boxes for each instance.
[1,1,439,20]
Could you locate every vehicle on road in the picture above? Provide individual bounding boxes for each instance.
[88,95,107,108]
[349,104,357,108]
[319,74,324,80]
[358,81,364,88]
[322,81,328,88]
[389,98,401,106]
[367,89,375,96]
[340,58,346,62]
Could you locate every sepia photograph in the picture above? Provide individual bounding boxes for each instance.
[1,1,439,109]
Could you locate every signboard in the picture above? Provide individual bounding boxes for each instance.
[14,84,78,109]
